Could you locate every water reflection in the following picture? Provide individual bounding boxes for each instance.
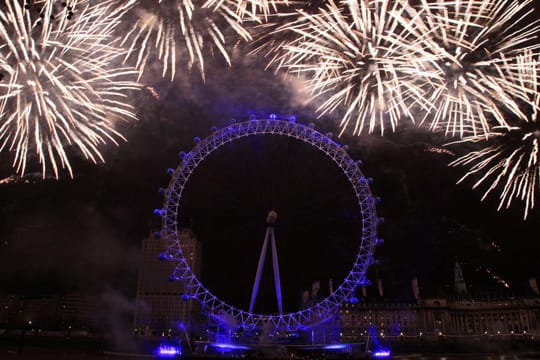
[393,355,540,360]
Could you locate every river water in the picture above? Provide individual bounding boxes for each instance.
[393,355,540,360]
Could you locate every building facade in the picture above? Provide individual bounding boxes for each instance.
[133,229,201,335]
[339,296,540,341]
[0,293,98,331]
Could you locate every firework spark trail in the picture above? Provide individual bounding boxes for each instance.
[269,0,435,136]
[249,1,326,61]
[0,0,141,178]
[0,172,53,185]
[204,0,286,19]
[414,0,540,137]
[449,51,540,220]
[425,146,456,156]
[450,129,537,218]
[122,0,252,81]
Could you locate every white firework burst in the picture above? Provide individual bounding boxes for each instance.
[122,0,252,81]
[0,0,141,178]
[414,0,540,137]
[249,0,327,60]
[450,124,539,219]
[271,0,434,136]
[449,52,540,219]
[204,0,287,19]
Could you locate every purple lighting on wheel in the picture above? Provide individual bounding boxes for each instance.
[157,344,181,357]
[159,118,379,331]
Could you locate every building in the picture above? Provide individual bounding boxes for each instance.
[0,292,98,331]
[59,292,100,330]
[336,261,540,342]
[339,295,540,342]
[133,229,201,335]
[0,294,62,330]
[0,294,21,329]
[339,301,421,341]
[444,297,539,335]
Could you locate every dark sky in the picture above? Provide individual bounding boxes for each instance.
[0,3,539,315]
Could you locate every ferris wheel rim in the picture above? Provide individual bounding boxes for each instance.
[158,116,379,330]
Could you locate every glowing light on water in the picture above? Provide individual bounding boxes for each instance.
[211,342,250,350]
[157,344,181,357]
[373,349,391,358]
[323,344,348,350]
[373,348,391,358]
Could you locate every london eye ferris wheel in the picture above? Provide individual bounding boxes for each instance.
[155,115,382,332]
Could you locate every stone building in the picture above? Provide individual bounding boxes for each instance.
[339,296,540,341]
[133,229,201,335]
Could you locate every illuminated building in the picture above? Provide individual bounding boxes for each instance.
[339,294,540,341]
[134,229,201,335]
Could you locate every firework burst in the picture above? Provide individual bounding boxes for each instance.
[450,123,539,219]
[249,0,327,60]
[122,0,252,81]
[448,50,540,219]
[414,0,540,137]
[0,0,140,178]
[270,0,433,136]
[204,0,286,19]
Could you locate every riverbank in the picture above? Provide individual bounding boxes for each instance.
[1,332,539,359]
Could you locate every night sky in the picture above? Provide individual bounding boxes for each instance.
[0,3,539,315]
